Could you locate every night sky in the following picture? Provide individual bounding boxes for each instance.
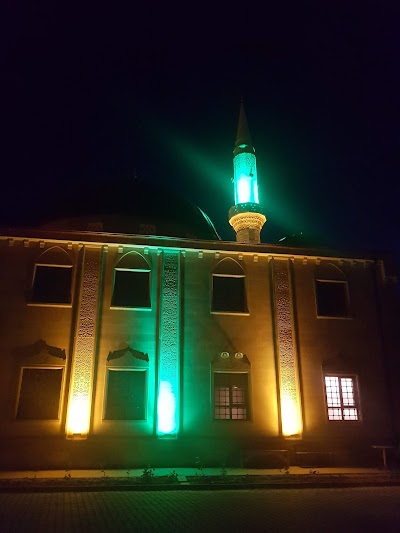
[2,4,399,268]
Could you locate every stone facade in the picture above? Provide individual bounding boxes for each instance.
[0,229,398,469]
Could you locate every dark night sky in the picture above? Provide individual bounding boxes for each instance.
[2,4,400,268]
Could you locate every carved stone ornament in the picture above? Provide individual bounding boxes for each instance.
[229,212,266,232]
[213,350,250,370]
[107,346,149,362]
[12,339,66,360]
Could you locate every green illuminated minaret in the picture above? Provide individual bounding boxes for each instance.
[229,102,266,243]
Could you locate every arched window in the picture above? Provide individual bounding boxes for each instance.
[211,257,248,314]
[315,263,349,318]
[31,247,73,305]
[111,252,151,309]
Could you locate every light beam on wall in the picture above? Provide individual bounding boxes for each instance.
[157,381,177,434]
[281,393,302,437]
[66,394,90,436]
[66,247,102,439]
[272,258,303,438]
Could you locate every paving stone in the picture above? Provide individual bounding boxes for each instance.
[0,487,400,532]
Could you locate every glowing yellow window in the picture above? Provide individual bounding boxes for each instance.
[324,376,359,421]
[214,372,249,420]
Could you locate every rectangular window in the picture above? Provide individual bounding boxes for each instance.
[111,269,151,308]
[214,372,248,420]
[212,275,247,313]
[324,375,359,421]
[105,370,146,420]
[17,368,63,419]
[32,265,72,304]
[316,280,349,317]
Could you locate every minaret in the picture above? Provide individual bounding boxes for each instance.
[228,102,266,243]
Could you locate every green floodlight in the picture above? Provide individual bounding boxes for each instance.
[233,150,259,205]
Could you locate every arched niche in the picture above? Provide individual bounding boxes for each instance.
[315,262,346,281]
[315,262,349,318]
[213,257,245,276]
[31,246,74,305]
[111,251,151,309]
[211,257,248,314]
[115,251,150,270]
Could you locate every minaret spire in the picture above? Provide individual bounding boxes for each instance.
[229,102,266,243]
[234,100,253,154]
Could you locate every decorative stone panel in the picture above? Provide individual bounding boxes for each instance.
[157,251,181,436]
[272,258,303,437]
[66,246,103,438]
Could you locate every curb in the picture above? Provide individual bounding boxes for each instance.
[1,476,400,493]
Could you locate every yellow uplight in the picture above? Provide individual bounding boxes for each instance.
[281,393,302,437]
[66,394,90,437]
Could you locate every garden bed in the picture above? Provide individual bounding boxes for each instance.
[1,472,399,491]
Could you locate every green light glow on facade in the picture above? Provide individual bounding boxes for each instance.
[157,380,177,434]
[156,251,180,437]
[233,152,259,205]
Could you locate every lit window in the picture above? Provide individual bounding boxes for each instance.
[212,276,247,313]
[111,269,151,308]
[105,370,146,420]
[324,375,359,421]
[316,280,349,317]
[17,368,63,419]
[214,373,249,420]
[32,265,72,304]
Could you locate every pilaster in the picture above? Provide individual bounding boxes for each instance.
[65,246,103,438]
[272,257,303,437]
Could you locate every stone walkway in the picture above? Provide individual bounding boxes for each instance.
[1,486,400,532]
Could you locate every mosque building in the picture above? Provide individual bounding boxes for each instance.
[0,104,398,469]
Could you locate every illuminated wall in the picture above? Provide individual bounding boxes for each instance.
[66,246,103,438]
[0,230,397,469]
[157,251,181,437]
[272,257,303,437]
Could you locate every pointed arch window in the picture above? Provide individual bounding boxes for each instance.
[315,263,350,318]
[111,252,151,309]
[31,247,73,305]
[211,258,248,314]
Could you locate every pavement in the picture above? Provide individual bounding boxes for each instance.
[1,466,400,491]
[2,486,400,532]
